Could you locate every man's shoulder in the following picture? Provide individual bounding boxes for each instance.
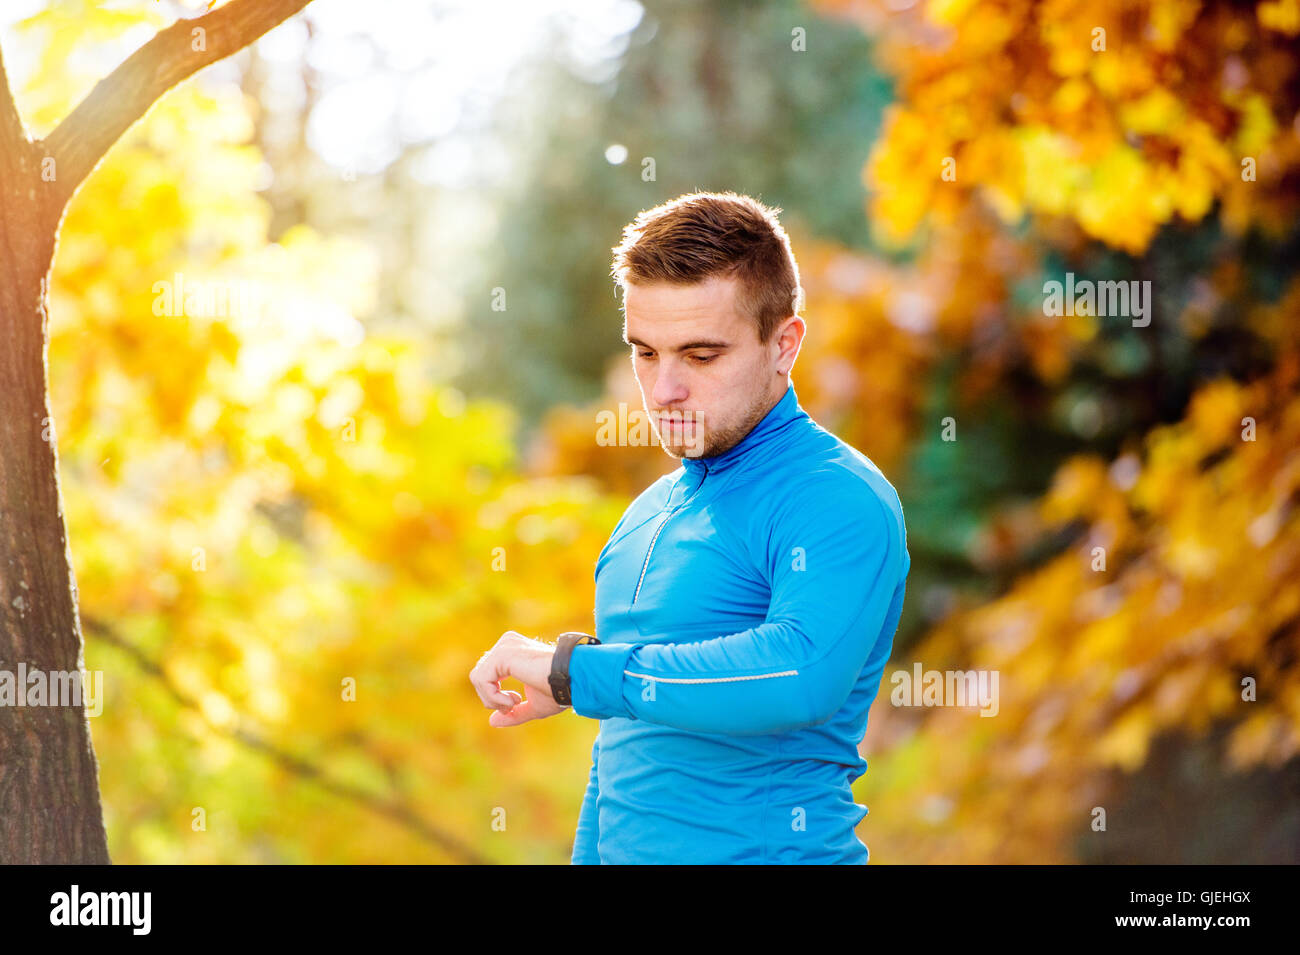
[771,418,905,522]
[596,469,678,565]
[750,419,910,572]
[636,467,679,508]
[611,467,678,527]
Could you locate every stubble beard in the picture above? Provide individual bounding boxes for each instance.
[653,385,777,461]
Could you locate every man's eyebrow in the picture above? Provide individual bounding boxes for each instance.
[624,336,732,351]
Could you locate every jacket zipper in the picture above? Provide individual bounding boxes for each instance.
[625,460,802,687]
[631,462,707,605]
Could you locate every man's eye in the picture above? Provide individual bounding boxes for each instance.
[636,350,655,359]
[692,354,718,364]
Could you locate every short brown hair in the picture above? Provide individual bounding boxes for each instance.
[610,191,803,343]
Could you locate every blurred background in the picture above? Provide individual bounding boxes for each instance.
[3,0,1297,862]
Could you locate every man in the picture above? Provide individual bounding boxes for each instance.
[469,191,910,864]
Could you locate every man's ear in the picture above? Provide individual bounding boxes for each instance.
[774,315,805,375]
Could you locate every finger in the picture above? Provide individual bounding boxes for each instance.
[470,651,518,708]
[469,655,518,710]
[479,682,517,710]
[468,668,499,710]
[490,696,537,727]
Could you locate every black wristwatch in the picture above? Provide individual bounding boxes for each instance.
[549,631,601,707]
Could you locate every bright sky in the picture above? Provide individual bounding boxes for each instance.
[0,0,645,368]
[1,0,645,183]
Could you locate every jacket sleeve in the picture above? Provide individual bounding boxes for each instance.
[568,483,906,737]
[570,735,601,864]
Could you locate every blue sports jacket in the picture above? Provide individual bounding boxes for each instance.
[567,381,910,864]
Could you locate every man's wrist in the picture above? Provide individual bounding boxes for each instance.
[548,632,601,706]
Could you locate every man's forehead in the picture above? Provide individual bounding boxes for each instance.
[622,276,745,342]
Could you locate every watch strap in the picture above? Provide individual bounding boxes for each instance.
[549,631,601,706]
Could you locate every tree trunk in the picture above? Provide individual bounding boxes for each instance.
[0,138,111,863]
[0,0,315,864]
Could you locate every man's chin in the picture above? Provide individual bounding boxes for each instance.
[656,436,708,460]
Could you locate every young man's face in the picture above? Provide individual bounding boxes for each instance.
[622,274,802,460]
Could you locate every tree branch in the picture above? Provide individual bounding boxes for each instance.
[43,0,313,207]
[0,41,27,152]
[82,614,496,865]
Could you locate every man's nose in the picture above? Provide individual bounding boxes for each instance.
[651,361,688,408]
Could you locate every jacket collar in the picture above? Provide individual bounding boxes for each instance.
[680,381,805,478]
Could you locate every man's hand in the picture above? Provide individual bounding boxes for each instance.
[469,630,569,727]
